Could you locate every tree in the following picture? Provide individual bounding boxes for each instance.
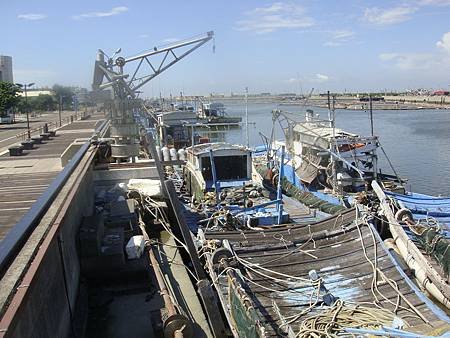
[52,84,75,109]
[30,94,56,111]
[0,82,21,117]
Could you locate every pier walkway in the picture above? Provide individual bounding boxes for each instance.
[0,113,105,241]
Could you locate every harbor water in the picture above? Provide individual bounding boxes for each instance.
[201,101,450,196]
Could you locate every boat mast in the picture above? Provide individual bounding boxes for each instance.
[327,91,337,194]
[331,94,337,194]
[245,87,249,147]
[369,94,374,136]
[369,93,378,180]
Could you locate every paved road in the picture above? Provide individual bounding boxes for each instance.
[0,111,77,153]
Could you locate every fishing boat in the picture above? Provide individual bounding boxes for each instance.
[196,204,450,337]
[197,102,242,124]
[372,182,450,310]
[262,108,405,212]
[159,140,450,336]
[181,142,323,232]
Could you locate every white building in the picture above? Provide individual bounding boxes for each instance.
[0,55,13,83]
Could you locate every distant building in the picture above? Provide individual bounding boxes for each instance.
[0,55,13,83]
[432,90,450,96]
[18,89,54,97]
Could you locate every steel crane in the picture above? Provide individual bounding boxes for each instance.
[92,31,214,160]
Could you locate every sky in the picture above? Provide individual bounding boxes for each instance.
[2,0,450,97]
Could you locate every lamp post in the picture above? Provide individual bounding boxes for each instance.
[58,94,63,127]
[72,95,78,120]
[16,82,35,139]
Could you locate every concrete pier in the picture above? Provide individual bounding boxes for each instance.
[0,114,104,240]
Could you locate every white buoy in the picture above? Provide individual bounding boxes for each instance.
[161,146,170,162]
[169,147,178,161]
[170,148,179,169]
[177,148,186,161]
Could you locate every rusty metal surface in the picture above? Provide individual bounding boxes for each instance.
[204,209,450,336]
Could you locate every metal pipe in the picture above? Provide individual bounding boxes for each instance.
[148,247,177,316]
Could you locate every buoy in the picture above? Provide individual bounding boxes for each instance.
[169,147,178,161]
[161,146,170,162]
[177,148,186,161]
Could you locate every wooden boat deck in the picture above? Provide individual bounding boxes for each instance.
[202,209,450,336]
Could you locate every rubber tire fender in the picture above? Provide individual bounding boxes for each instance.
[395,208,413,222]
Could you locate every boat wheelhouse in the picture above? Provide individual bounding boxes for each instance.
[270,109,405,208]
[183,142,252,201]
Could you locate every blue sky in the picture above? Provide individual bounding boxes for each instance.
[2,0,450,96]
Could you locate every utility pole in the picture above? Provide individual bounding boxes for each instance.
[245,87,249,147]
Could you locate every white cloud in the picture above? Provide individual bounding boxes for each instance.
[287,78,299,83]
[73,6,128,20]
[162,38,179,44]
[324,30,355,47]
[332,30,355,40]
[379,53,399,61]
[314,74,329,82]
[436,31,450,53]
[17,13,47,21]
[379,31,450,71]
[419,0,450,5]
[139,34,149,39]
[364,6,417,25]
[235,2,314,34]
[379,52,435,69]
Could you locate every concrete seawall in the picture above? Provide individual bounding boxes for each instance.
[0,148,96,338]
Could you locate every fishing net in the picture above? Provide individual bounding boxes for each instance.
[414,227,450,277]
[281,178,347,215]
[228,277,263,338]
[254,164,347,215]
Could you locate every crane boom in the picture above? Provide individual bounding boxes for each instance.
[93,31,214,98]
[92,31,214,161]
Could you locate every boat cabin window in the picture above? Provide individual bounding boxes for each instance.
[201,155,248,181]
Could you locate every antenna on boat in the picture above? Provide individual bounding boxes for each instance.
[245,87,249,147]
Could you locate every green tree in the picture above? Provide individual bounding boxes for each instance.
[0,82,21,117]
[30,94,56,111]
[52,84,75,109]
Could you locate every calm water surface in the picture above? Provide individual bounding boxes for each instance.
[200,101,450,196]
